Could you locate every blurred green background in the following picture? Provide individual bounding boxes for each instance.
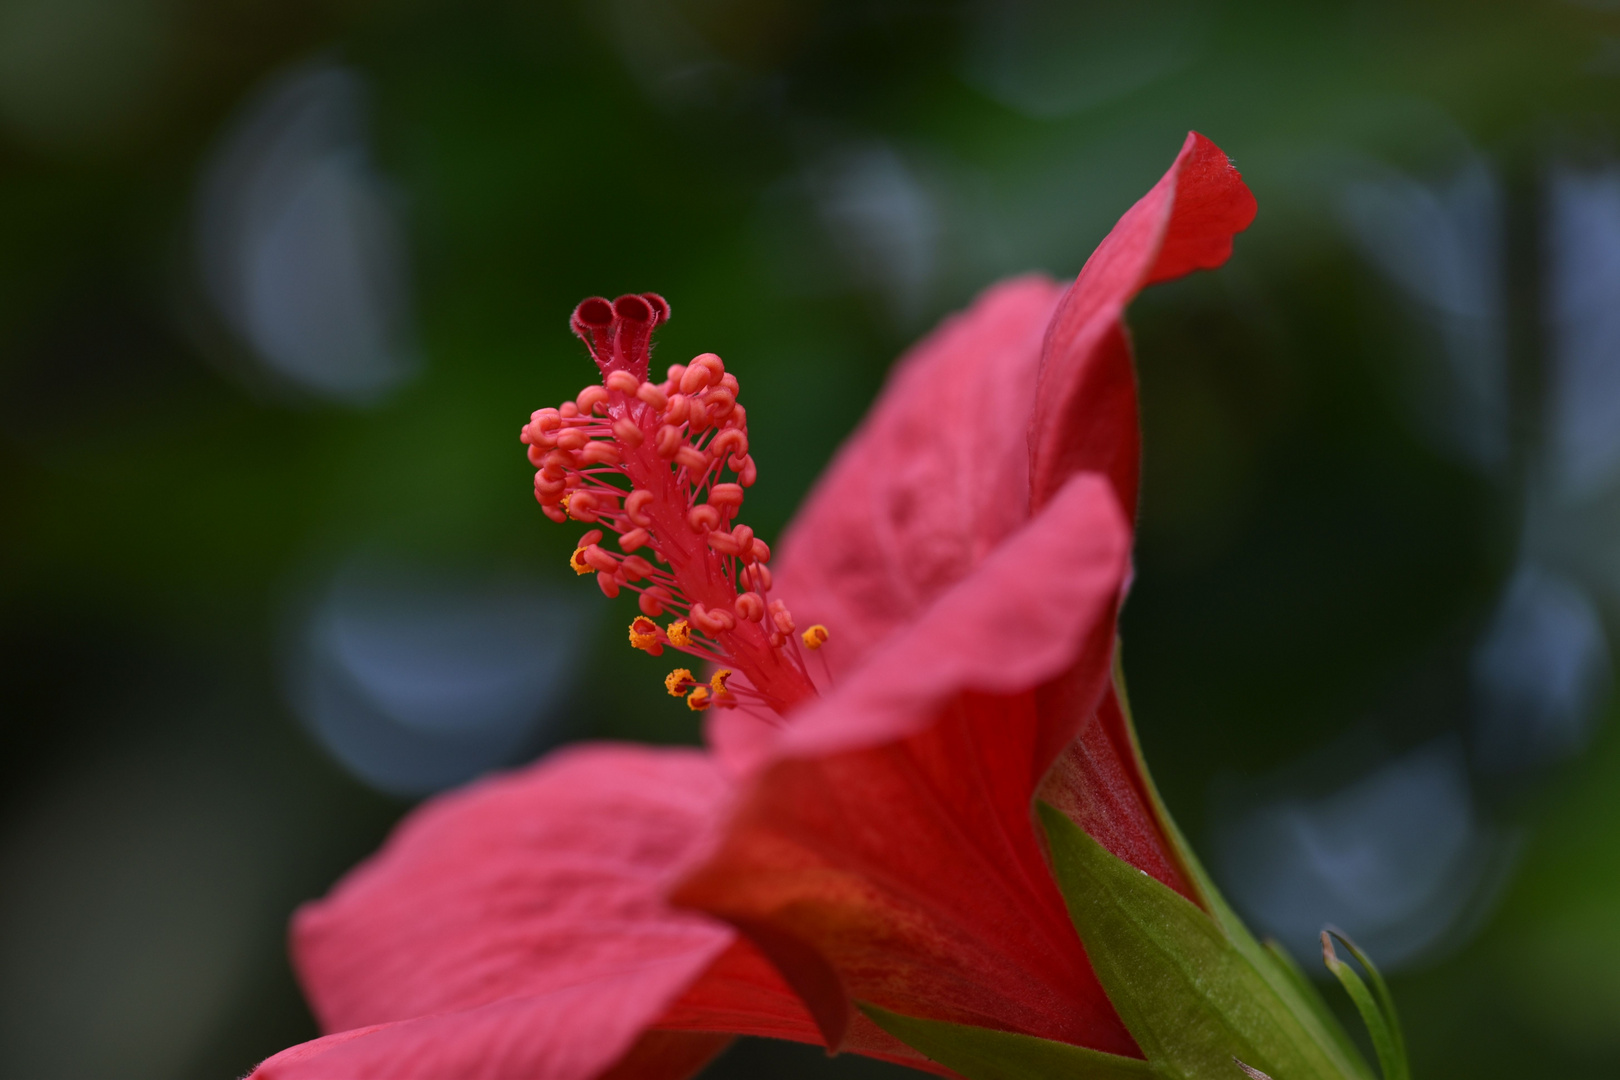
[3,0,1620,1076]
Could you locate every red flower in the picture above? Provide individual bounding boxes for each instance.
[252,131,1256,1080]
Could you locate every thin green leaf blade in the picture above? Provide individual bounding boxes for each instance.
[1037,801,1357,1080]
[858,1003,1158,1080]
[1323,927,1408,1079]
[1321,933,1408,1080]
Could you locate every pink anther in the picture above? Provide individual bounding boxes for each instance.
[742,563,772,591]
[541,503,566,522]
[576,386,610,414]
[619,528,650,552]
[605,370,639,394]
[687,504,721,532]
[708,482,744,508]
[579,529,604,547]
[612,418,645,448]
[621,555,654,580]
[706,530,742,556]
[556,430,588,452]
[769,600,794,634]
[674,445,707,471]
[709,429,748,463]
[735,592,766,622]
[665,363,686,386]
[534,474,566,496]
[690,603,735,635]
[568,493,600,522]
[680,353,723,393]
[579,442,621,466]
[655,425,683,458]
[636,382,669,411]
[736,456,758,487]
[625,489,654,527]
[526,444,547,467]
[731,524,756,556]
[705,387,735,418]
[687,401,713,435]
[559,401,579,418]
[582,545,618,574]
[751,538,771,563]
[598,574,620,599]
[638,588,672,618]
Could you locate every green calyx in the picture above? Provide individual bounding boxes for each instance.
[1036,802,1372,1080]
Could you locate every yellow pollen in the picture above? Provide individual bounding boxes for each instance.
[569,547,592,575]
[629,617,661,652]
[686,685,712,711]
[667,619,693,647]
[665,668,697,696]
[802,624,830,650]
[710,669,733,695]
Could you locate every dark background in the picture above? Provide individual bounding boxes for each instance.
[3,0,1619,1076]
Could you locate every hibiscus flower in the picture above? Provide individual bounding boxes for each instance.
[251,133,1364,1080]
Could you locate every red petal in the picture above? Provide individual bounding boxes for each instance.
[251,745,818,1079]
[770,275,1066,668]
[1029,131,1256,517]
[675,475,1139,1055]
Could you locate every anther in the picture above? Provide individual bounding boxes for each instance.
[665,668,697,696]
[687,505,721,532]
[637,382,668,410]
[605,371,640,394]
[663,395,690,425]
[686,686,712,711]
[709,430,748,464]
[770,600,794,634]
[598,574,621,599]
[619,528,650,551]
[709,669,737,707]
[577,386,610,414]
[674,445,707,471]
[708,482,744,508]
[556,430,588,452]
[737,456,758,487]
[735,592,765,622]
[625,489,654,527]
[741,563,772,591]
[569,547,593,575]
[629,617,662,654]
[667,620,693,647]
[582,546,618,574]
[612,418,645,448]
[638,585,671,617]
[579,442,621,466]
[655,425,684,458]
[620,555,654,580]
[803,625,829,650]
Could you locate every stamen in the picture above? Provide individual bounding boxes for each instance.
[524,293,821,716]
[802,625,830,650]
[629,617,663,655]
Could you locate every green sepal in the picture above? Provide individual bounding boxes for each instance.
[1320,930,1409,1080]
[1037,802,1365,1080]
[858,1003,1157,1080]
[1108,663,1374,1080]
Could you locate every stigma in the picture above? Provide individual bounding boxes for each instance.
[521,293,819,716]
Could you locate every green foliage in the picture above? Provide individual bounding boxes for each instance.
[858,1004,1156,1080]
[1036,802,1370,1080]
[1320,930,1410,1080]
